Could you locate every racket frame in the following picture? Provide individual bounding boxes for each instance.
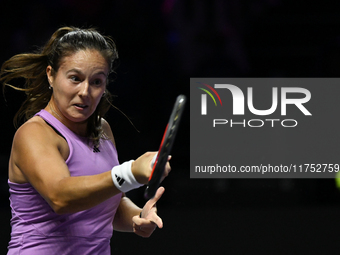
[144,95,186,199]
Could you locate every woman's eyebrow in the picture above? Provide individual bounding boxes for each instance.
[66,68,83,75]
[66,69,107,77]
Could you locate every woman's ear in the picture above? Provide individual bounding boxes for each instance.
[46,65,54,88]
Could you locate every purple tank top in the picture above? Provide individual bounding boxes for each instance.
[8,110,122,255]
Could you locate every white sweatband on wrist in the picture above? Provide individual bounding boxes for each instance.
[111,160,143,193]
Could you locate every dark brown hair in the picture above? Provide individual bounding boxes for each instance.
[1,26,119,146]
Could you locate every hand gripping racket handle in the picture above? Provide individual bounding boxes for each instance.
[144,95,186,199]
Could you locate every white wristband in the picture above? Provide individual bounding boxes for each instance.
[111,160,143,193]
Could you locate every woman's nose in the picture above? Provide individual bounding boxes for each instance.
[79,81,90,97]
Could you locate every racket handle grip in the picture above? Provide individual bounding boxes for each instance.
[144,185,154,200]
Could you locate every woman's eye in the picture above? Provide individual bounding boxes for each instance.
[70,76,79,82]
[93,79,104,86]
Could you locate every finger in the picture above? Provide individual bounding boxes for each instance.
[133,218,159,237]
[133,225,154,238]
[151,152,158,168]
[147,186,165,207]
[139,152,158,170]
[164,162,171,176]
[149,214,163,229]
[165,161,171,169]
[148,152,158,164]
[133,215,159,229]
[135,221,158,231]
[132,215,142,225]
[155,186,165,198]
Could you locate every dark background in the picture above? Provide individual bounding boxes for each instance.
[1,0,340,254]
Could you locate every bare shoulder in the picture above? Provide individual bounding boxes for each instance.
[14,116,58,147]
[10,116,68,183]
[101,118,116,147]
[15,117,50,143]
[12,116,65,166]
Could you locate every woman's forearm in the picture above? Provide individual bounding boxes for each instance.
[113,195,142,232]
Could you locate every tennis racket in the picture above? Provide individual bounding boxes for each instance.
[144,95,186,199]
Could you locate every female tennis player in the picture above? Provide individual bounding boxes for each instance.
[1,26,171,254]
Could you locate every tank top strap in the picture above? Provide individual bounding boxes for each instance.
[34,109,77,164]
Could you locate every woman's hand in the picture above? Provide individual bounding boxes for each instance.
[131,152,171,184]
[132,187,165,238]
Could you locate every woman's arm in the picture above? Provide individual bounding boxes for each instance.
[10,118,155,214]
[112,194,142,232]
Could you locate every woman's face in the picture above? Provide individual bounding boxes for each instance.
[46,49,109,127]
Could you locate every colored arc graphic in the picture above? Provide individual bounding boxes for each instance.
[199,88,217,105]
[197,82,223,106]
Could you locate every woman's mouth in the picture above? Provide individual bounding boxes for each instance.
[74,104,88,110]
